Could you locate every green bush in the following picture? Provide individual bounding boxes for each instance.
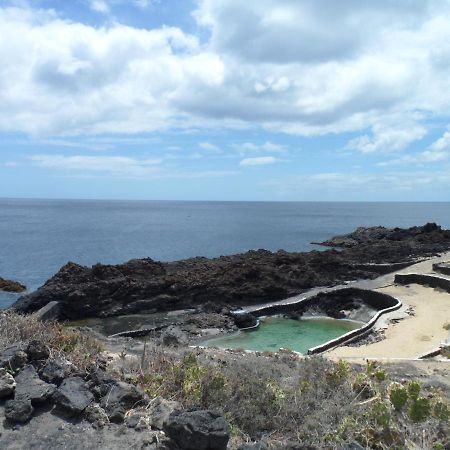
[370,400,391,428]
[409,396,432,422]
[407,380,422,400]
[389,382,408,411]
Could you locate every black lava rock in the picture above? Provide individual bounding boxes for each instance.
[164,409,230,450]
[5,398,34,423]
[0,346,28,372]
[53,377,94,414]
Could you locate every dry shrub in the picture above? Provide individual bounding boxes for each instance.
[0,310,103,370]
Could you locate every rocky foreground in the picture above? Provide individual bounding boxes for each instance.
[0,313,449,450]
[12,223,450,320]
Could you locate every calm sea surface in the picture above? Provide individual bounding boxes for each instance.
[1,199,450,308]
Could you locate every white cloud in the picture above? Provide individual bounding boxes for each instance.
[239,156,279,166]
[199,142,220,152]
[90,0,110,14]
[378,125,450,165]
[30,154,162,176]
[267,170,450,194]
[346,120,427,154]
[233,141,286,153]
[29,154,238,178]
[1,1,450,150]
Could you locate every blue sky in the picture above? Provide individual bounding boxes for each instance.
[1,0,450,201]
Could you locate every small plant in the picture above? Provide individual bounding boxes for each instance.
[366,360,378,374]
[370,400,391,428]
[389,382,408,411]
[352,373,376,399]
[326,360,350,386]
[407,380,421,401]
[409,396,431,422]
[374,369,386,382]
[433,399,450,421]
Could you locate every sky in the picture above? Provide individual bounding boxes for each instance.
[1,0,450,201]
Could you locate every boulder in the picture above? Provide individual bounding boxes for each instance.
[99,381,147,423]
[232,311,258,329]
[34,301,60,321]
[53,377,94,414]
[146,396,181,430]
[0,277,26,293]
[164,409,230,450]
[160,326,188,347]
[0,345,27,371]
[40,358,73,385]
[84,403,109,428]
[124,410,150,430]
[15,364,56,404]
[88,369,120,398]
[5,398,34,423]
[26,340,50,361]
[0,368,16,398]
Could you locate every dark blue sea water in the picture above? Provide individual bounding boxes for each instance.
[1,199,450,308]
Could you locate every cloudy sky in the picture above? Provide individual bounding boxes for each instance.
[1,0,450,200]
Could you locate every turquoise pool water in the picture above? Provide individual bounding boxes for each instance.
[203,317,362,354]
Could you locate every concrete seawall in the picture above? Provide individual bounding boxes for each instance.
[249,287,402,355]
[395,273,450,292]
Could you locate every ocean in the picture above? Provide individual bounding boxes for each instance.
[1,199,450,309]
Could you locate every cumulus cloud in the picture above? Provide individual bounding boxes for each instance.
[378,126,450,165]
[1,0,450,149]
[0,5,222,136]
[239,156,279,166]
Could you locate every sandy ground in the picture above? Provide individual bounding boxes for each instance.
[328,252,450,359]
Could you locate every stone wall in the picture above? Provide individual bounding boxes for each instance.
[395,273,450,292]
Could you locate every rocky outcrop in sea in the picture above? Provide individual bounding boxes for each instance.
[11,223,450,320]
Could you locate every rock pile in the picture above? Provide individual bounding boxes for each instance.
[0,342,230,450]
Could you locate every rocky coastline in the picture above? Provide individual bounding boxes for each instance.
[11,223,450,322]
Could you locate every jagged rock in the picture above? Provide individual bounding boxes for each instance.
[232,311,258,329]
[84,403,109,428]
[12,224,450,320]
[0,368,16,398]
[54,377,94,414]
[164,409,230,450]
[99,381,147,423]
[146,397,181,430]
[0,345,28,371]
[0,277,26,293]
[87,368,118,399]
[26,340,50,361]
[124,410,150,430]
[5,398,34,423]
[40,358,73,385]
[15,364,56,404]
[160,326,188,347]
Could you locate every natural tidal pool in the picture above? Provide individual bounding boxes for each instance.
[202,317,362,354]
